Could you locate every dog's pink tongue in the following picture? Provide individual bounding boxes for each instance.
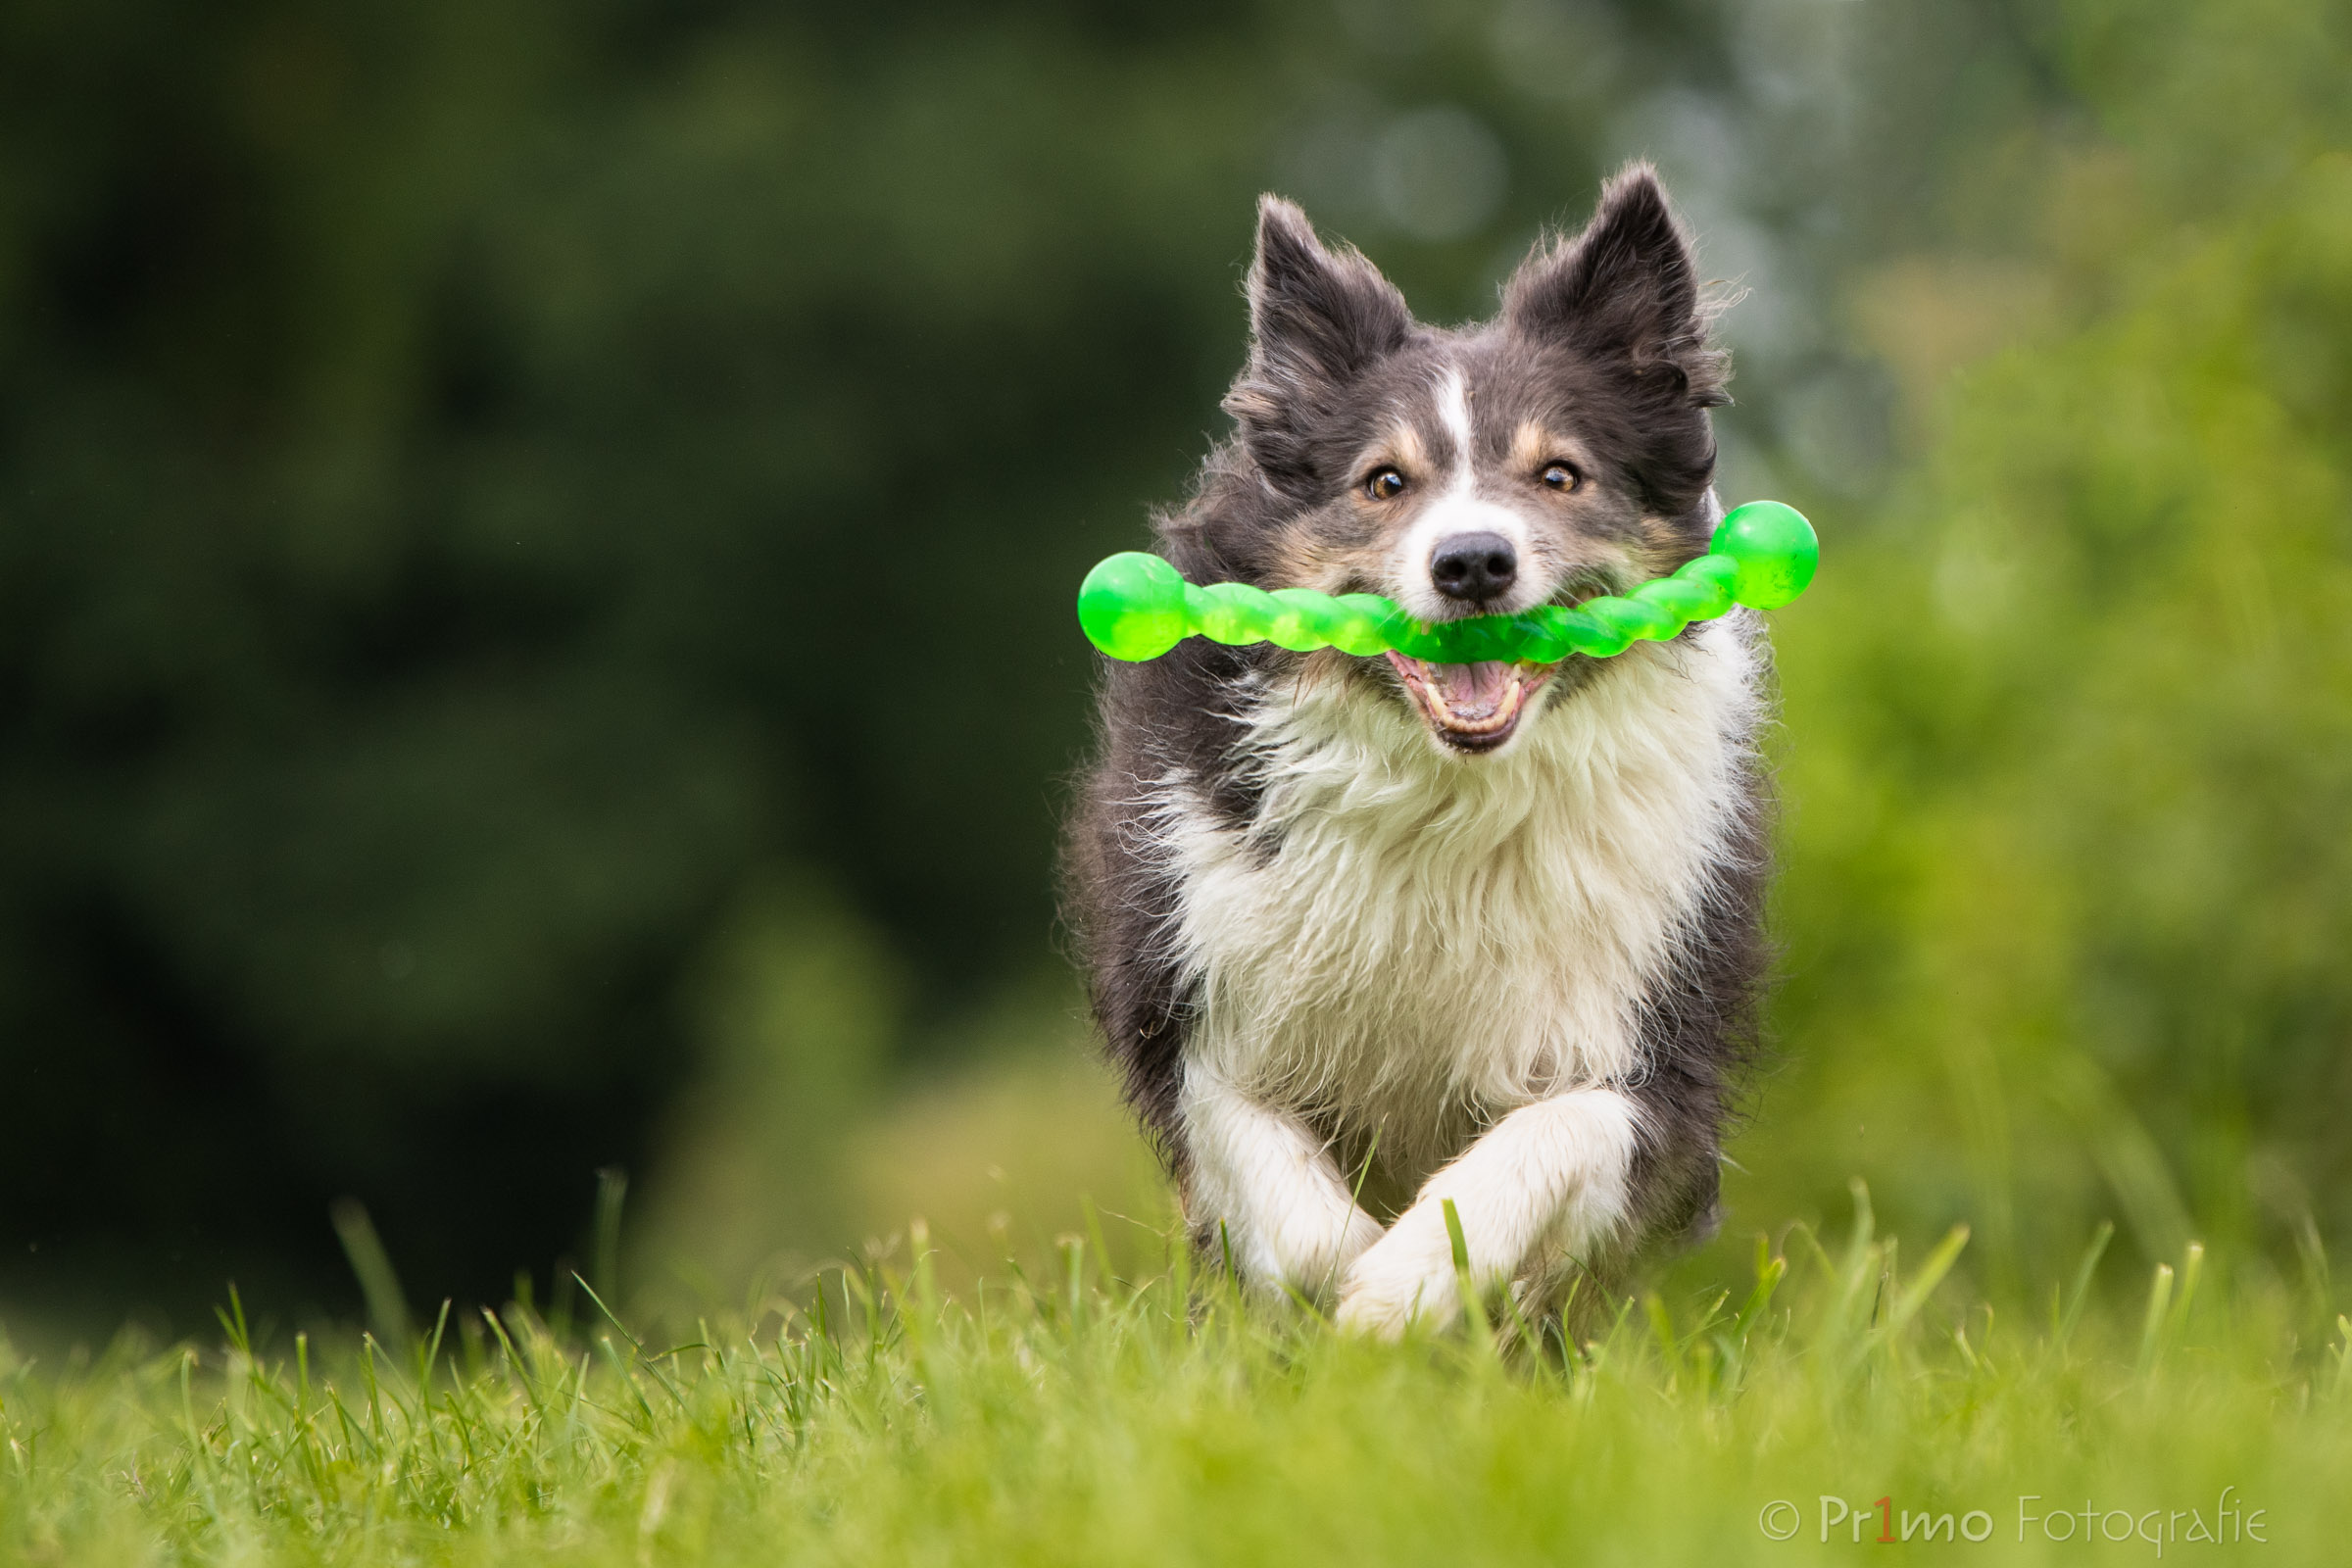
[1428,661,1511,719]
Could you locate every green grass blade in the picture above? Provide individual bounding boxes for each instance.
[331,1200,415,1355]
[2054,1220,2116,1355]
[2136,1262,2177,1377]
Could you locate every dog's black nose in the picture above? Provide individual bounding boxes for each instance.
[1430,531,1518,604]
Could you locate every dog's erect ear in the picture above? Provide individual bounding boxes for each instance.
[1224,196,1412,488]
[1503,164,1727,407]
[1240,196,1411,386]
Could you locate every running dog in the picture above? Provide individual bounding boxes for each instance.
[1065,165,1767,1337]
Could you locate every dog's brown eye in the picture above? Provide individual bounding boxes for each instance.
[1365,466,1407,501]
[1541,462,1581,492]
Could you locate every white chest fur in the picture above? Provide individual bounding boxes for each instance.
[1162,617,1761,1179]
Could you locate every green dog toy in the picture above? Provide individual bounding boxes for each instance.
[1076,500,1817,664]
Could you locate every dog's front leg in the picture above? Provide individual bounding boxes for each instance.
[1179,1067,1385,1298]
[1334,1087,1639,1338]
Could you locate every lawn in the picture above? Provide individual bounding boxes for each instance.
[3,1190,2346,1566]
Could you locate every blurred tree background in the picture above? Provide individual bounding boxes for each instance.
[0,0,2344,1333]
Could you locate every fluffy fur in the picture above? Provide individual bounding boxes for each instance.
[1064,166,1770,1336]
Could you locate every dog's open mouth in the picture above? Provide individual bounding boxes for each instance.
[1384,653,1553,753]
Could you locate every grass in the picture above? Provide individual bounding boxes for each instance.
[3,1189,2349,1566]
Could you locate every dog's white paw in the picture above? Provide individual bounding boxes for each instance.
[1224,1198,1387,1303]
[1333,1202,1461,1339]
[1331,1205,1388,1277]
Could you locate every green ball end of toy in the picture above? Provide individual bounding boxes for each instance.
[1710,500,1818,611]
[1078,551,1189,661]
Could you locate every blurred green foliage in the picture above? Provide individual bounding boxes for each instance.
[1754,0,2352,1291]
[639,881,899,1297]
[1,0,2346,1329]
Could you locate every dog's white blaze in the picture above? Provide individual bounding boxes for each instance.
[1390,368,1542,619]
[1436,366,1474,453]
[1334,1086,1640,1335]
[1163,613,1761,1302]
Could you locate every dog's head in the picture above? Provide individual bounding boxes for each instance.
[1208,164,1728,756]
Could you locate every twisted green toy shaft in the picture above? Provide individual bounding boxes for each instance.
[1077,500,1817,664]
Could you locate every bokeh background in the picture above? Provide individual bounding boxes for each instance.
[2,0,2346,1336]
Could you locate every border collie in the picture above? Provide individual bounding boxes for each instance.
[1065,166,1767,1337]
